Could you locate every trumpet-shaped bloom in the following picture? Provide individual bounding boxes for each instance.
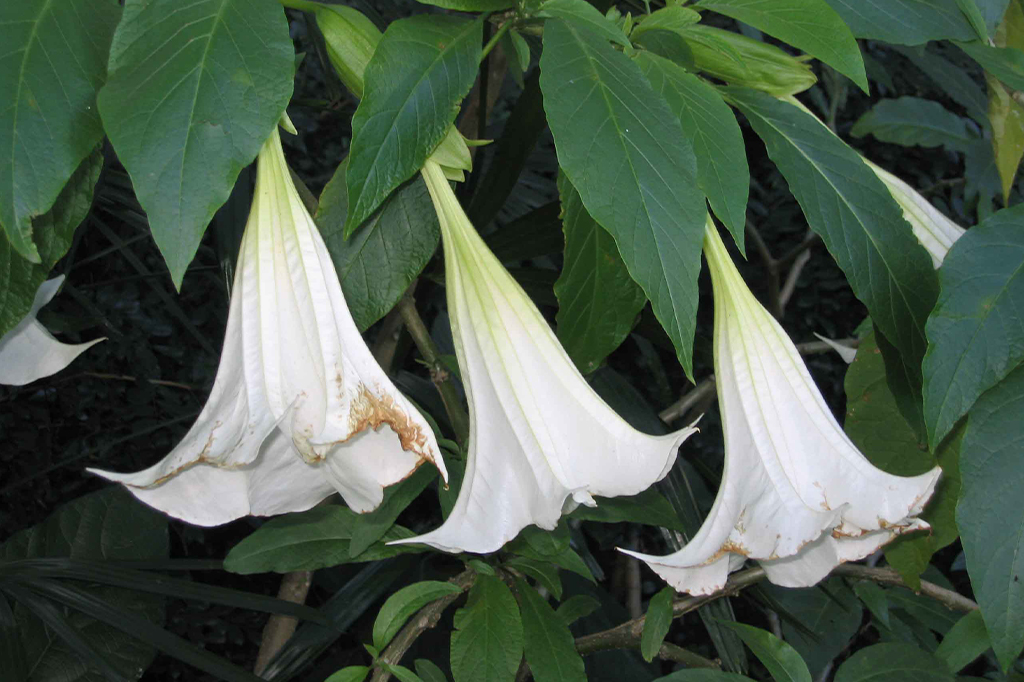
[392,160,697,554]
[0,276,105,386]
[621,219,940,595]
[90,126,446,525]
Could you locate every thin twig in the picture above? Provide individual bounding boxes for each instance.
[396,292,470,445]
[77,372,196,391]
[779,248,812,311]
[831,564,977,612]
[746,221,782,319]
[370,569,476,682]
[658,339,857,423]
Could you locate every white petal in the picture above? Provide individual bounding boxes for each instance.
[393,161,695,554]
[624,219,940,594]
[92,126,446,524]
[813,332,858,364]
[0,276,105,386]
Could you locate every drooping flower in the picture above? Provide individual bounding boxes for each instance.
[621,218,940,595]
[391,160,697,554]
[90,124,446,525]
[0,276,105,386]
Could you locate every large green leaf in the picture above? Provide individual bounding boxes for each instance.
[317,158,439,332]
[653,673,755,682]
[98,0,293,288]
[922,205,1024,447]
[372,581,463,651]
[957,363,1024,670]
[832,643,954,682]
[517,580,586,682]
[554,174,646,374]
[695,0,867,91]
[1,488,168,682]
[0,0,119,264]
[568,487,687,532]
[450,576,523,682]
[851,97,974,151]
[957,40,1024,91]
[934,610,991,673]
[761,579,862,678]
[821,0,977,44]
[723,88,938,372]
[892,46,988,124]
[416,0,512,9]
[538,0,631,48]
[540,19,706,379]
[346,466,437,557]
[222,506,424,574]
[718,621,811,682]
[634,52,748,251]
[1,149,102,338]
[345,15,481,235]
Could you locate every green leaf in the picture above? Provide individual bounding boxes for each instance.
[1,149,103,338]
[958,0,991,40]
[554,595,601,626]
[956,363,1024,669]
[317,157,440,332]
[517,580,587,682]
[957,40,1024,91]
[0,488,168,682]
[821,0,977,44]
[373,581,463,651]
[853,581,891,628]
[325,666,371,682]
[506,557,564,600]
[634,52,749,252]
[851,97,974,151]
[723,88,938,372]
[892,46,988,124]
[640,587,675,663]
[934,610,990,673]
[568,487,686,532]
[349,465,437,557]
[450,576,524,682]
[554,173,646,374]
[505,525,596,583]
[0,0,119,264]
[653,672,755,681]
[538,0,631,48]
[223,506,424,574]
[762,579,862,678]
[833,643,954,682]
[415,0,512,9]
[415,659,449,682]
[985,72,1024,204]
[345,15,481,235]
[540,19,706,379]
[695,0,867,92]
[484,202,563,263]
[718,621,811,682]
[98,0,293,288]
[380,663,424,682]
[632,6,702,40]
[922,205,1024,447]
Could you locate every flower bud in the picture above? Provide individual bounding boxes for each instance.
[679,25,817,97]
[315,5,381,99]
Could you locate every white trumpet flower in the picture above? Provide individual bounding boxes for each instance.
[0,276,104,386]
[90,125,446,525]
[392,160,697,554]
[621,219,940,595]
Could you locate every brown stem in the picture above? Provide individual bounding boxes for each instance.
[832,564,978,612]
[253,571,314,676]
[396,292,470,445]
[370,569,476,682]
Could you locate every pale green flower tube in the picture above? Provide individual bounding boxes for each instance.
[91,124,447,525]
[391,161,697,554]
[621,218,940,595]
[0,276,105,386]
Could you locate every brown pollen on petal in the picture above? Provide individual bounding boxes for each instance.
[347,384,432,459]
